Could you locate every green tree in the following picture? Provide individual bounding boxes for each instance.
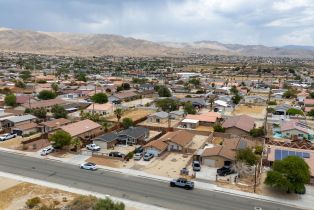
[116,86,124,92]
[156,98,178,111]
[91,93,108,104]
[236,148,259,166]
[307,109,314,117]
[283,89,297,99]
[230,86,239,95]
[15,80,26,88]
[121,83,130,90]
[286,108,303,116]
[51,82,59,93]
[265,156,310,194]
[232,94,242,104]
[71,137,82,152]
[4,94,16,106]
[32,108,47,119]
[184,102,196,114]
[19,70,32,81]
[309,92,314,99]
[188,78,200,87]
[94,198,125,210]
[51,104,68,119]
[249,127,265,137]
[122,118,134,129]
[157,85,172,97]
[49,130,72,149]
[38,90,57,100]
[114,108,123,124]
[268,101,277,105]
[267,107,275,113]
[75,72,87,82]
[213,124,225,132]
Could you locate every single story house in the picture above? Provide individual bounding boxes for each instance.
[40,118,71,133]
[2,114,37,128]
[117,127,149,145]
[144,139,168,157]
[85,103,114,115]
[163,130,195,153]
[200,137,254,167]
[22,98,67,111]
[11,122,39,136]
[280,120,314,141]
[93,132,119,149]
[180,98,207,108]
[222,115,255,136]
[60,119,102,141]
[147,111,169,123]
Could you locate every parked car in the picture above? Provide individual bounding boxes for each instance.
[134,146,144,154]
[217,166,235,176]
[80,162,97,171]
[143,153,154,161]
[40,146,54,156]
[192,161,201,171]
[109,152,125,158]
[0,133,17,141]
[133,153,143,160]
[86,143,101,151]
[170,178,194,190]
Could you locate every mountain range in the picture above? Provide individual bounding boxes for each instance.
[0,27,314,58]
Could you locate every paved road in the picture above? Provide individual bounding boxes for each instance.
[0,151,302,210]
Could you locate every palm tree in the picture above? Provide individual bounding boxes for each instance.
[71,137,82,153]
[114,108,123,124]
[208,95,217,111]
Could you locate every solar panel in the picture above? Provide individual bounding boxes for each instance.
[282,150,289,159]
[288,151,296,156]
[275,149,281,160]
[303,153,310,158]
[296,152,303,157]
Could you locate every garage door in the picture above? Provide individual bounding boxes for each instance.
[146,148,159,157]
[203,159,215,167]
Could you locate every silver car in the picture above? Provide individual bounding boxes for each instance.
[133,153,143,160]
[80,162,97,170]
[40,146,54,156]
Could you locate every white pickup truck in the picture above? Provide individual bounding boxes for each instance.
[86,143,101,151]
[0,133,17,141]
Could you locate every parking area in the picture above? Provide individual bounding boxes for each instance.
[141,152,193,178]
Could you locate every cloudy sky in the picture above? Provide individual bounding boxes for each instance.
[0,0,314,46]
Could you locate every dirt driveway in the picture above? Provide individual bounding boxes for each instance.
[142,153,192,178]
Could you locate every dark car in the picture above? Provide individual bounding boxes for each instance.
[170,178,194,190]
[217,166,234,176]
[134,146,144,154]
[109,152,125,158]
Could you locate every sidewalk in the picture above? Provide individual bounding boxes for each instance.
[0,147,312,210]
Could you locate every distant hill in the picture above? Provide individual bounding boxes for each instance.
[0,28,314,58]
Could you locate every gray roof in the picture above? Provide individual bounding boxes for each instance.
[151,111,169,119]
[170,110,185,116]
[119,127,149,139]
[93,132,118,142]
[7,114,36,123]
[180,98,207,106]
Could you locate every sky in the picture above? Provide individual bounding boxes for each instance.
[0,0,314,46]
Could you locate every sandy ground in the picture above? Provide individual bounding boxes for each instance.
[138,119,181,128]
[0,176,139,210]
[195,125,214,132]
[189,135,209,150]
[86,156,135,168]
[232,105,267,119]
[107,108,156,122]
[142,153,192,178]
[0,136,22,149]
[122,98,153,107]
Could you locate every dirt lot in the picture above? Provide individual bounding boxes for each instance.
[0,176,139,210]
[232,104,266,119]
[189,135,209,150]
[0,136,22,149]
[107,108,156,122]
[86,156,134,168]
[142,153,193,178]
[139,119,181,128]
[21,139,51,152]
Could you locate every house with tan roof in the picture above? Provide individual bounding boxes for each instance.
[85,103,114,116]
[181,112,219,129]
[222,115,255,136]
[11,122,39,136]
[22,98,67,110]
[40,118,71,133]
[59,119,102,141]
[199,137,255,167]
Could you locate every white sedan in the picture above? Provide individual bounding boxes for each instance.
[80,162,97,171]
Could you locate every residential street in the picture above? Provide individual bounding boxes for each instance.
[0,151,302,210]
